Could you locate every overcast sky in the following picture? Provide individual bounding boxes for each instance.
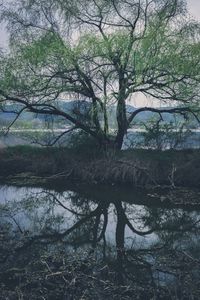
[0,0,200,48]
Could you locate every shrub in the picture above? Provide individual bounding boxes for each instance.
[67,130,100,157]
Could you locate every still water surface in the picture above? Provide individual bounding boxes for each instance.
[1,183,200,298]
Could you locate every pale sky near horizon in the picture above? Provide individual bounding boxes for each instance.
[0,0,199,107]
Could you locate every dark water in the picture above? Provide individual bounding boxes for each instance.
[1,184,200,299]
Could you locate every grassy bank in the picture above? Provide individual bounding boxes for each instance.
[0,145,200,188]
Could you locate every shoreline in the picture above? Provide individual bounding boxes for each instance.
[0,145,200,189]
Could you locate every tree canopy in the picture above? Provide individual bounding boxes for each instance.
[0,0,200,149]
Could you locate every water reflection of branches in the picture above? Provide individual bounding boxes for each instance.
[1,188,200,296]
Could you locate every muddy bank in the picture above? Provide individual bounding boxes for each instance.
[0,146,200,188]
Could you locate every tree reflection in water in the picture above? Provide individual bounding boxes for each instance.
[0,185,200,299]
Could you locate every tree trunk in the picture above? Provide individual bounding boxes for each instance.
[115,98,127,150]
[115,200,126,284]
[115,73,128,151]
[115,130,125,150]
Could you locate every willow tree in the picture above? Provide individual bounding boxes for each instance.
[0,0,200,149]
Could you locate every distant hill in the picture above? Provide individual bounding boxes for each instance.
[126,105,179,123]
[0,100,197,128]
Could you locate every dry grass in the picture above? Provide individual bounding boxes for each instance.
[1,146,200,188]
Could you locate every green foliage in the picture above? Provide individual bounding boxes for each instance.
[0,0,199,150]
[139,117,192,150]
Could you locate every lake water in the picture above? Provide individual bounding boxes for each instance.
[1,183,200,299]
[1,129,200,149]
